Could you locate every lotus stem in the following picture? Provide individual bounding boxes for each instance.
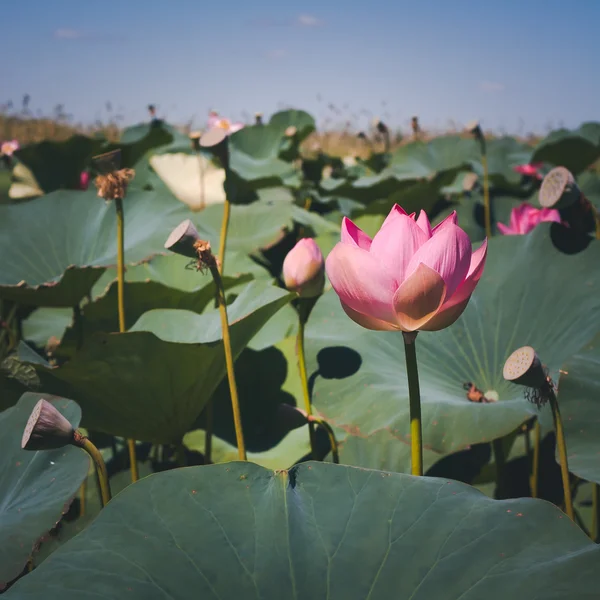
[492,437,507,499]
[547,388,574,520]
[402,331,423,476]
[481,153,492,238]
[297,317,317,459]
[115,197,139,483]
[204,196,232,461]
[73,431,111,506]
[531,419,541,498]
[309,415,339,463]
[209,262,246,460]
[593,484,600,542]
[594,208,600,240]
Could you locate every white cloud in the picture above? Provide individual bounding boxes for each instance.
[296,14,323,27]
[53,28,84,39]
[479,81,505,93]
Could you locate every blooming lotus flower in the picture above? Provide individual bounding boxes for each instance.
[325,205,487,332]
[497,202,561,236]
[513,162,544,180]
[0,139,19,156]
[283,238,325,298]
[206,111,244,135]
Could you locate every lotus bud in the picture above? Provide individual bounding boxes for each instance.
[200,127,229,171]
[503,346,547,389]
[21,399,75,451]
[165,219,202,259]
[79,171,90,191]
[539,166,581,210]
[282,238,325,298]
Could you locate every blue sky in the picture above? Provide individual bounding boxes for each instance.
[2,0,599,134]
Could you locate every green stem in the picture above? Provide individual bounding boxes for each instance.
[76,434,112,506]
[492,438,507,499]
[547,388,574,520]
[402,331,423,476]
[481,151,492,238]
[204,197,232,461]
[79,478,87,517]
[531,419,540,498]
[593,484,600,542]
[297,318,317,459]
[209,263,246,460]
[310,416,339,463]
[115,197,139,484]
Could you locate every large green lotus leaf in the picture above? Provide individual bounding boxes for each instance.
[183,427,310,470]
[229,125,300,189]
[470,137,532,189]
[0,392,89,588]
[26,282,293,443]
[268,109,316,141]
[352,136,479,195]
[305,226,600,473]
[8,461,600,599]
[54,254,252,357]
[10,135,103,196]
[578,171,600,210]
[148,152,226,210]
[0,188,194,306]
[556,334,600,485]
[530,122,600,174]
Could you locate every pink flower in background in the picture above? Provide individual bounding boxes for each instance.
[513,162,544,180]
[0,139,19,156]
[206,110,244,135]
[79,171,90,190]
[283,238,325,298]
[497,203,561,236]
[325,205,487,332]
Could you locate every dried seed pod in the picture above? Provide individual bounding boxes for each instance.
[503,346,546,389]
[539,166,580,210]
[21,399,75,451]
[164,219,201,259]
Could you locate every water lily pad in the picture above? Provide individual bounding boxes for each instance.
[7,461,600,599]
[0,188,194,307]
[530,122,600,175]
[557,334,600,485]
[0,393,89,588]
[305,226,600,473]
[26,282,293,443]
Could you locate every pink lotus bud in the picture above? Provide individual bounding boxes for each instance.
[325,206,488,332]
[497,202,561,236]
[79,171,90,190]
[283,238,325,298]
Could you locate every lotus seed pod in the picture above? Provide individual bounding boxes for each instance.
[285,126,298,138]
[164,219,201,259]
[21,399,75,451]
[466,119,482,135]
[539,166,580,210]
[255,112,263,125]
[503,346,546,389]
[189,130,202,151]
[200,127,229,170]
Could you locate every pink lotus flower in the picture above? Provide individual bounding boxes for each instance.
[283,238,325,298]
[206,110,244,135]
[497,202,561,236]
[325,206,487,332]
[79,171,90,190]
[0,139,19,156]
[513,162,544,180]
